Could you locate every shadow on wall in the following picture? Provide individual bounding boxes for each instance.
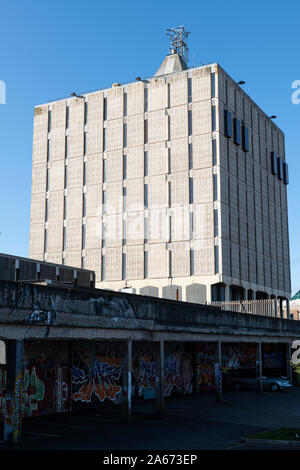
[186,284,206,304]
[139,286,159,298]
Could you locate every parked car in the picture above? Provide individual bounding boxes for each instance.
[223,368,292,391]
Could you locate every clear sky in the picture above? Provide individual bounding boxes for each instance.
[0,0,299,294]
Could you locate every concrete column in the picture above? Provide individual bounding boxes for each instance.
[279,298,283,319]
[286,299,291,320]
[286,342,293,384]
[4,340,24,443]
[224,284,230,302]
[215,341,222,402]
[206,285,212,304]
[256,342,263,393]
[122,339,132,422]
[155,340,164,416]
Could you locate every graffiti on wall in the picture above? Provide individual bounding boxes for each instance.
[132,343,156,400]
[222,343,257,372]
[0,365,6,420]
[196,343,215,391]
[164,344,193,397]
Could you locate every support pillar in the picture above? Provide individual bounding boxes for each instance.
[279,298,283,319]
[215,341,222,402]
[122,339,132,422]
[256,342,263,393]
[3,340,23,444]
[224,284,230,302]
[286,342,293,384]
[286,299,291,320]
[155,340,164,416]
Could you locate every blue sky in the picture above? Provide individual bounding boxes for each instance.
[0,0,299,294]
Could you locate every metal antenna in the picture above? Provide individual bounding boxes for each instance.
[166,25,190,63]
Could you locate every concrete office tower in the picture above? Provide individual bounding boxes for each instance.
[29,51,291,304]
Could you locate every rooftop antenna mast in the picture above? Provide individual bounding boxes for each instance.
[166,25,190,64]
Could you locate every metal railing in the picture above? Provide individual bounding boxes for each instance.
[209,299,286,318]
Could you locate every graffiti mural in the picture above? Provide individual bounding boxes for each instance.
[164,343,193,397]
[132,343,156,400]
[72,341,124,406]
[196,343,215,391]
[222,343,257,372]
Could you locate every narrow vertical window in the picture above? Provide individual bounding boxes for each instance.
[168,215,172,242]
[47,139,50,162]
[212,139,217,166]
[63,195,67,220]
[103,128,106,151]
[123,123,127,148]
[144,217,148,244]
[189,143,193,170]
[213,174,218,201]
[188,78,192,103]
[189,177,194,204]
[81,257,85,269]
[46,168,49,191]
[188,110,192,136]
[103,190,106,214]
[101,255,105,280]
[144,184,148,208]
[169,251,172,278]
[63,227,66,251]
[123,154,127,180]
[144,251,148,278]
[211,73,216,98]
[214,245,219,274]
[44,229,48,253]
[82,193,86,217]
[212,106,217,132]
[242,125,249,151]
[65,135,68,159]
[190,248,194,275]
[66,106,69,129]
[123,93,127,116]
[144,119,148,143]
[64,166,68,189]
[82,225,86,249]
[103,158,106,182]
[214,209,218,237]
[83,132,87,155]
[168,182,171,207]
[48,110,51,132]
[45,199,48,222]
[122,253,126,280]
[103,97,107,121]
[190,212,194,239]
[144,151,148,176]
[83,162,86,186]
[123,187,127,212]
[102,223,106,248]
[144,88,148,113]
[84,101,88,125]
[123,219,126,245]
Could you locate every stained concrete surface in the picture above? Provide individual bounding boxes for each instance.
[1,388,300,451]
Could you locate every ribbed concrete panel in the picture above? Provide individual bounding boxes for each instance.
[170,205,189,242]
[256,222,263,254]
[263,227,270,257]
[191,67,211,102]
[169,171,189,207]
[192,134,212,169]
[106,181,123,214]
[127,114,144,148]
[32,105,48,165]
[252,106,259,135]
[85,217,101,250]
[193,168,213,203]
[274,179,281,208]
[194,239,214,275]
[271,260,278,289]
[270,230,277,260]
[148,175,168,208]
[126,146,144,179]
[106,118,123,151]
[66,188,83,220]
[49,160,65,191]
[30,193,45,225]
[235,88,243,119]
[260,139,267,169]
[239,213,247,247]
[278,263,284,291]
[248,250,257,283]
[169,105,188,140]
[230,208,239,243]
[66,219,82,252]
[170,138,188,173]
[50,102,66,162]
[48,190,64,221]
[229,175,238,209]
[105,247,122,280]
[261,169,268,198]
[68,157,83,188]
[126,245,144,280]
[86,155,102,186]
[253,132,260,162]
[171,241,190,277]
[126,82,144,117]
[257,255,264,285]
[194,203,214,239]
[220,202,229,239]
[148,142,168,176]
[218,67,226,103]
[238,182,246,214]
[284,264,290,292]
[219,134,228,170]
[228,141,237,176]
[219,168,229,205]
[276,235,283,262]
[29,223,45,257]
[31,164,46,195]
[169,72,188,107]
[264,256,271,287]
[126,178,144,212]
[269,201,275,231]
[244,97,251,127]
[281,185,288,212]
[85,248,101,280]
[148,243,168,279]
[237,150,245,181]
[147,77,167,112]
[86,184,102,218]
[227,77,235,110]
[149,209,168,243]
[47,253,63,265]
[254,162,261,192]
[65,250,81,268]
[68,98,84,158]
[127,211,144,245]
[267,174,275,202]
[240,246,248,281]
[248,220,256,251]
[266,121,272,148]
[259,111,266,141]
[105,213,122,248]
[148,110,166,143]
[48,221,63,253]
[87,92,103,155]
[192,100,212,135]
[221,238,231,276]
[247,187,255,219]
[106,150,123,182]
[246,158,253,187]
[107,87,123,120]
[231,242,240,279]
[254,191,262,222]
